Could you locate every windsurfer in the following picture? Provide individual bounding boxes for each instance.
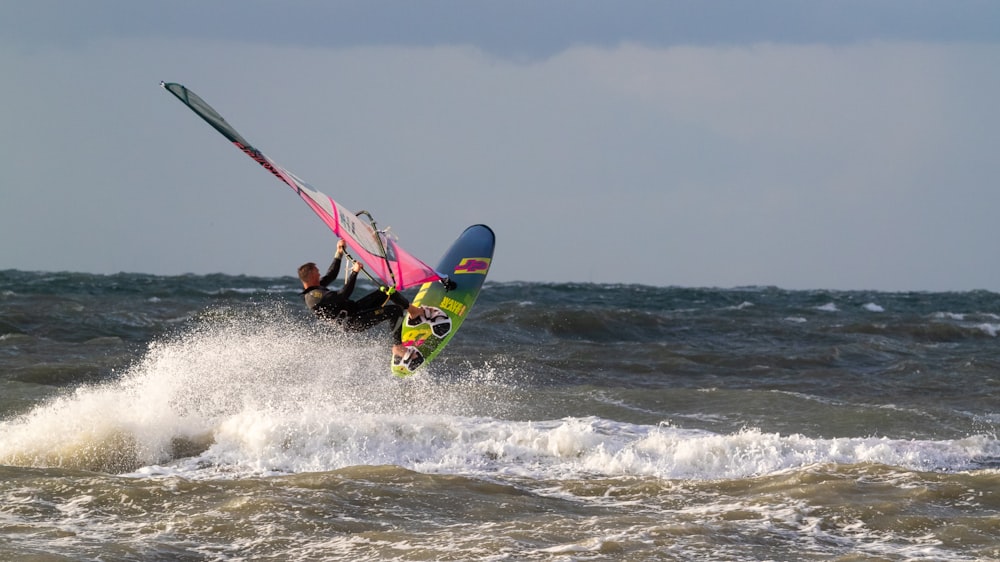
[298,240,423,355]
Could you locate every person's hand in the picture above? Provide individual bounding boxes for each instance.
[336,240,346,254]
[352,261,363,273]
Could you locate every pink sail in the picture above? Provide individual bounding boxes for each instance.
[162,82,440,289]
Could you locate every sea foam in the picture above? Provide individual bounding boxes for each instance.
[2,303,997,481]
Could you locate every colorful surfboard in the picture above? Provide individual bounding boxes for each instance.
[392,225,496,377]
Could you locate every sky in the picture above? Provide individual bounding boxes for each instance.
[2,1,998,291]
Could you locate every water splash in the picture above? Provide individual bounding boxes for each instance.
[0,302,518,473]
[2,302,996,481]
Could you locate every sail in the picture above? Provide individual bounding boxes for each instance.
[161,82,441,290]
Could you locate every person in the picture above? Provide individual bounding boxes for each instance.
[298,239,425,356]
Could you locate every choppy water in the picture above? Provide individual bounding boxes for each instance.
[1,270,998,561]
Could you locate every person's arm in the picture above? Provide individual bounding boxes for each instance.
[336,261,361,299]
[319,240,347,287]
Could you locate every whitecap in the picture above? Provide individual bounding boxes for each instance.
[933,312,965,320]
[976,323,999,337]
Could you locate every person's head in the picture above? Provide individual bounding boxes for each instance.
[298,262,320,287]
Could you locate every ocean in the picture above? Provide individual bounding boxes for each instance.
[1,269,998,561]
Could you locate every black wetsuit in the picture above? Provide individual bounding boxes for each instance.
[301,254,410,343]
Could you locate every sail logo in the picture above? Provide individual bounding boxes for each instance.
[454,257,490,274]
[234,142,285,184]
[338,209,358,237]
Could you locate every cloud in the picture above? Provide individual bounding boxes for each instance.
[1,37,998,290]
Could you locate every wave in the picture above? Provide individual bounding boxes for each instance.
[2,276,998,485]
[1,301,996,480]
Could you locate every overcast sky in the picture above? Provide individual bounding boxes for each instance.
[2,1,998,291]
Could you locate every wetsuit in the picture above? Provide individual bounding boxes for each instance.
[301,254,411,343]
